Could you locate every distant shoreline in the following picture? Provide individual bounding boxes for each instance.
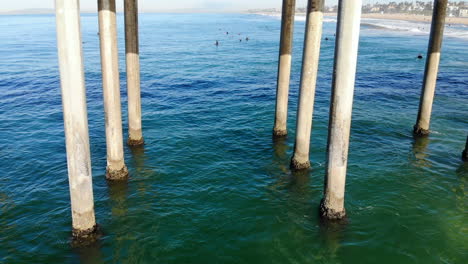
[0,8,242,15]
[254,12,468,26]
[361,13,468,26]
[2,10,468,26]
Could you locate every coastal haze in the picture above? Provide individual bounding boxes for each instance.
[2,0,302,13]
[1,0,459,13]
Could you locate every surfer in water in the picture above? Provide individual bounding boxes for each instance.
[215,40,219,46]
[417,53,423,59]
[246,37,249,41]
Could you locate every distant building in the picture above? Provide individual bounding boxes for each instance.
[460,8,468,17]
[251,2,468,18]
[448,5,459,17]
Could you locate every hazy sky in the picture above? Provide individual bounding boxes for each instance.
[2,0,301,12]
[3,0,416,12]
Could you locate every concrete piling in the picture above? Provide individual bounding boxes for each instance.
[124,0,144,146]
[273,0,296,138]
[321,0,362,220]
[463,136,468,161]
[55,0,97,238]
[290,0,324,170]
[414,0,448,136]
[98,0,129,180]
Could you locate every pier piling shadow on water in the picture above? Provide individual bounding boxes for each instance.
[318,215,348,259]
[272,136,289,160]
[411,135,431,168]
[72,239,105,264]
[107,180,130,218]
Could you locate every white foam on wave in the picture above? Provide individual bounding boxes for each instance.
[295,15,306,22]
[361,18,468,41]
[254,13,468,41]
[362,18,430,33]
[323,18,337,23]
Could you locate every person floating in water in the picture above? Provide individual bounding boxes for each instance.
[215,40,219,46]
[239,39,242,42]
[325,37,329,41]
[226,32,229,35]
[246,37,249,41]
[417,53,423,59]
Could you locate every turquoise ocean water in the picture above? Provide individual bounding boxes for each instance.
[0,13,467,263]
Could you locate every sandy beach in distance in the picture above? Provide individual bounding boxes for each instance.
[322,12,468,25]
[362,13,468,25]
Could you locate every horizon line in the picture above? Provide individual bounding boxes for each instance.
[0,8,256,15]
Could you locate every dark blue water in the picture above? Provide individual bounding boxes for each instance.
[0,13,467,263]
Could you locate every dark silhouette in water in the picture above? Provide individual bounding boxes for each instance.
[215,40,219,46]
[462,136,468,161]
[417,54,423,59]
[226,32,229,35]
[239,39,242,42]
[246,37,249,41]
[325,37,329,41]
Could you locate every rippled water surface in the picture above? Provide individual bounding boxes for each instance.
[0,13,467,263]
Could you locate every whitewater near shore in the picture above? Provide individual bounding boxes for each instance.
[360,13,468,25]
[253,11,468,25]
[254,12,468,41]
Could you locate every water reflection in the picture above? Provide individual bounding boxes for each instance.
[72,239,105,264]
[455,160,468,211]
[462,136,468,162]
[287,169,311,194]
[272,136,288,159]
[128,145,155,196]
[318,217,348,262]
[107,180,129,218]
[411,136,431,168]
[269,135,317,198]
[0,191,14,214]
[106,175,131,263]
[455,162,468,177]
[129,145,147,174]
[271,137,289,177]
[0,192,16,250]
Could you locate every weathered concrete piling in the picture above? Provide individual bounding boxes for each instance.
[463,136,468,161]
[124,0,144,146]
[55,0,97,238]
[98,0,129,180]
[321,0,362,220]
[291,0,324,170]
[414,0,448,136]
[273,0,296,138]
